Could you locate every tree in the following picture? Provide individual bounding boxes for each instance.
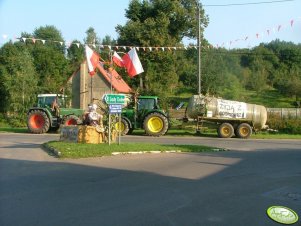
[100,35,118,63]
[84,27,101,47]
[29,26,72,93]
[276,66,301,101]
[115,0,208,96]
[220,73,244,100]
[33,25,65,53]
[0,42,38,114]
[32,46,71,92]
[176,47,197,91]
[67,40,84,71]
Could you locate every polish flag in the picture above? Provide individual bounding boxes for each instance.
[122,48,144,77]
[85,45,99,76]
[112,51,124,67]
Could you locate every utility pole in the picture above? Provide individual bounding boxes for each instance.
[197,1,202,95]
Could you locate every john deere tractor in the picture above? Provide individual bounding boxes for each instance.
[115,95,169,136]
[27,94,84,134]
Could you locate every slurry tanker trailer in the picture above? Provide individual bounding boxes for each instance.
[185,95,268,139]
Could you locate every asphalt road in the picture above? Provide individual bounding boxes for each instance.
[0,133,301,226]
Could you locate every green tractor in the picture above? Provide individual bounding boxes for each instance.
[27,94,84,134]
[115,95,169,136]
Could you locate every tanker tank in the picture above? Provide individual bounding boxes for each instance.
[186,95,267,138]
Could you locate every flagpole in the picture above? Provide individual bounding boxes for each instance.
[110,51,113,92]
[90,76,93,102]
[108,51,113,145]
[197,1,202,95]
[92,41,96,102]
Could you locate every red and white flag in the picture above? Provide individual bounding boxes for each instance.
[112,51,124,67]
[85,45,99,76]
[122,48,144,77]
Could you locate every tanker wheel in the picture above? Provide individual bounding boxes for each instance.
[235,123,252,139]
[27,110,50,134]
[143,112,168,137]
[63,115,81,126]
[115,118,130,136]
[217,123,234,138]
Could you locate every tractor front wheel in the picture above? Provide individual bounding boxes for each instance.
[143,112,168,136]
[63,115,81,126]
[115,118,130,136]
[27,110,50,134]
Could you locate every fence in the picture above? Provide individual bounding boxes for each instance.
[267,108,301,119]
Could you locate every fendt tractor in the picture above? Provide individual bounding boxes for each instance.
[27,94,84,134]
[115,95,169,137]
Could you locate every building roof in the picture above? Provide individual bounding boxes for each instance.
[96,63,132,93]
[65,62,132,94]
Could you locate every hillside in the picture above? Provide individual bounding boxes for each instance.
[168,88,298,109]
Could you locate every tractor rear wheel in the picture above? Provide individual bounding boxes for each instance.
[115,118,130,136]
[235,123,252,139]
[217,123,234,138]
[27,110,50,134]
[128,128,134,135]
[63,115,81,126]
[143,112,168,136]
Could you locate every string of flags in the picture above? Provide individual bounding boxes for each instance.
[3,35,202,51]
[216,17,301,48]
[1,17,300,50]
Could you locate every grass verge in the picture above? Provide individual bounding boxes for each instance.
[164,129,301,139]
[44,141,222,159]
[0,127,28,133]
[251,132,301,139]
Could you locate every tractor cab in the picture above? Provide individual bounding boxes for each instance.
[37,94,67,109]
[136,96,161,123]
[137,96,159,111]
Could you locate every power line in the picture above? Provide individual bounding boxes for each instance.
[203,0,295,7]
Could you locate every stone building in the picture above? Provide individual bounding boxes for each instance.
[68,62,132,109]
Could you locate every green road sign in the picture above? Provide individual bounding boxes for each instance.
[104,94,125,105]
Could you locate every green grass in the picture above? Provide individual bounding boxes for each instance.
[167,129,301,139]
[251,132,301,139]
[44,141,221,158]
[239,89,295,108]
[0,127,28,133]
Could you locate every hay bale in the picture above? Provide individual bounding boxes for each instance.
[78,126,104,144]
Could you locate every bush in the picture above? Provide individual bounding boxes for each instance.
[2,113,27,128]
[282,119,301,134]
[267,113,301,134]
[0,113,9,127]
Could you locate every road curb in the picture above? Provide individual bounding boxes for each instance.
[112,150,182,155]
[111,150,182,155]
[111,148,227,155]
[42,143,61,157]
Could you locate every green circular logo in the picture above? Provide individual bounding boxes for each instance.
[267,206,299,225]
